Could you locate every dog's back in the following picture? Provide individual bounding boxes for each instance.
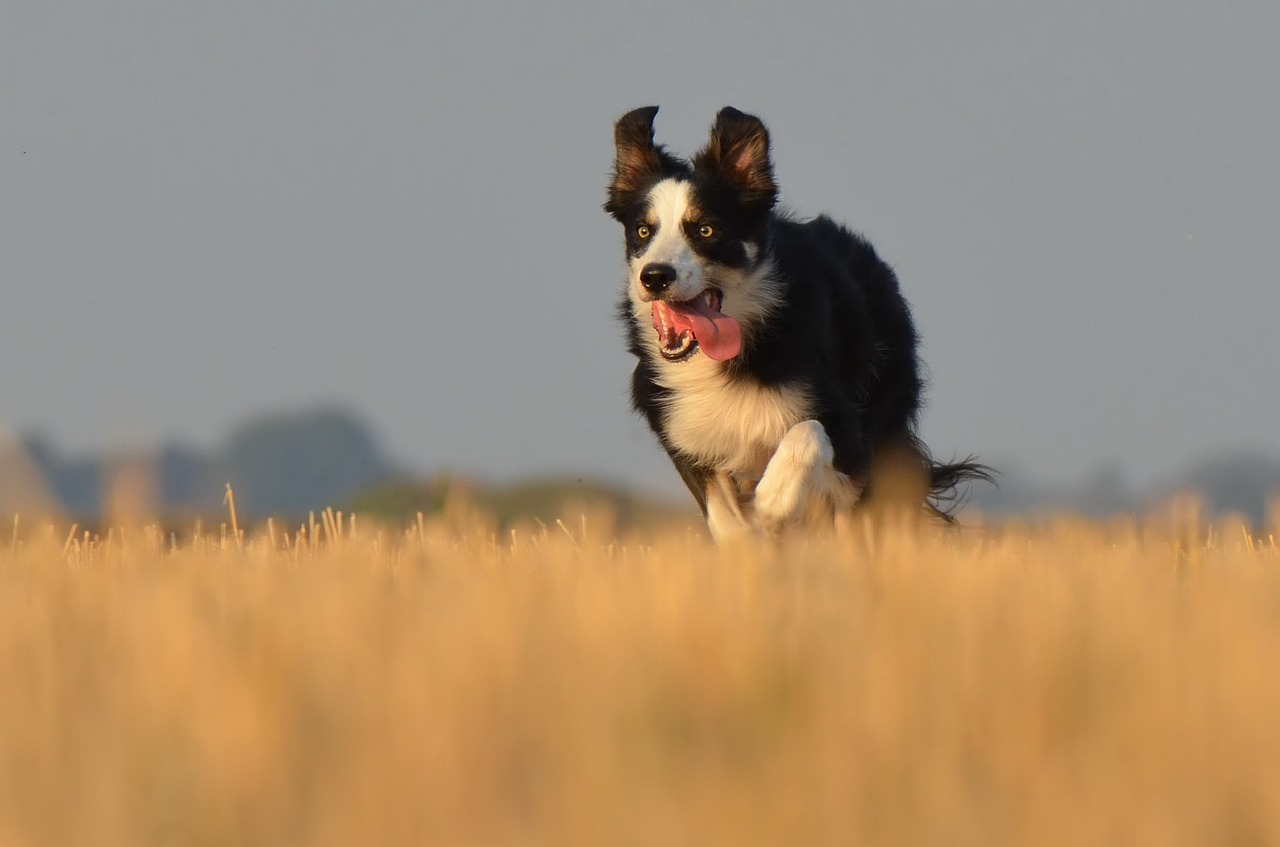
[769,214,924,443]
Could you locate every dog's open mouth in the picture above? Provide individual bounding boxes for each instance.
[651,288,742,362]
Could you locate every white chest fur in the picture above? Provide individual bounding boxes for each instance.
[657,357,812,480]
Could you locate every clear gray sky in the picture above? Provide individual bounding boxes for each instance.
[3,0,1278,494]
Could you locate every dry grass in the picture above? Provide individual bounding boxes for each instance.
[2,502,1280,846]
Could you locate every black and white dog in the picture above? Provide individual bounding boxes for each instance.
[605,106,988,540]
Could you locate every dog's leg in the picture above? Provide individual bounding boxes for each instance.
[704,472,753,543]
[755,420,861,534]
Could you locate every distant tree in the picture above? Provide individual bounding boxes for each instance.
[1072,464,1134,516]
[219,407,394,519]
[158,443,217,513]
[1177,451,1280,527]
[20,434,103,517]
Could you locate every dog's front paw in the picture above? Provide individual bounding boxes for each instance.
[755,420,835,534]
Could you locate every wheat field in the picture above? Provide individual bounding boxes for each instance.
[2,500,1279,847]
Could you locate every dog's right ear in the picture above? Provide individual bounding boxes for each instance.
[606,106,665,218]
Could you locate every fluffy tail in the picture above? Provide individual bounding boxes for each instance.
[865,436,995,522]
[927,456,997,523]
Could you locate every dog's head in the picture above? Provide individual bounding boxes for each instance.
[605,106,779,363]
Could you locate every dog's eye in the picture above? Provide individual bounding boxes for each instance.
[636,224,652,239]
[698,224,715,238]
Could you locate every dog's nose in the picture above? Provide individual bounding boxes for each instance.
[639,263,677,295]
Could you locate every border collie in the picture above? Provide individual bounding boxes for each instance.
[605,106,989,540]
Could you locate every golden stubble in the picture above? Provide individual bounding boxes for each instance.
[1,506,1279,847]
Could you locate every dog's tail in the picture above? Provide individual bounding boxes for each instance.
[866,435,996,523]
[927,456,997,523]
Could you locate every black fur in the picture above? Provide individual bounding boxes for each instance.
[607,106,990,522]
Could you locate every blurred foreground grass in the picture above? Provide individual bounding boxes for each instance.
[2,504,1279,846]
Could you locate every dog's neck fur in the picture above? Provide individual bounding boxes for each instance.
[634,252,811,480]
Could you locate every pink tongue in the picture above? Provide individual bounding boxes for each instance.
[652,298,742,361]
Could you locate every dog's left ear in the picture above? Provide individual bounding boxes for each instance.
[694,107,777,211]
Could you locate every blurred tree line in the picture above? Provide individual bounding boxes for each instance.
[5,406,1280,529]
[4,406,695,531]
[13,407,390,522]
[969,452,1280,527]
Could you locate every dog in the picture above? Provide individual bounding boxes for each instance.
[605,106,989,540]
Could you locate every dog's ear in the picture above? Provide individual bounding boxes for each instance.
[606,106,666,217]
[694,107,777,211]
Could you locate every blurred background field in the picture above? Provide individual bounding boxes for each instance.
[2,503,1280,847]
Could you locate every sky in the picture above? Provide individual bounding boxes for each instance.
[3,0,1278,495]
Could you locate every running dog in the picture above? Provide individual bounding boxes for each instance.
[605,106,988,540]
